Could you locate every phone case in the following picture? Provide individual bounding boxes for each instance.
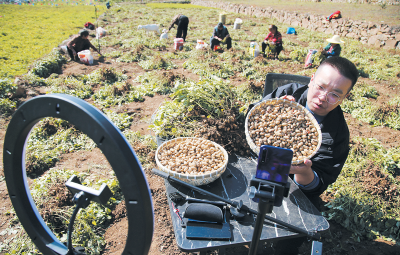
[256,145,293,184]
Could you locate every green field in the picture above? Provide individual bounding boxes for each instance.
[0,4,105,78]
[0,2,399,254]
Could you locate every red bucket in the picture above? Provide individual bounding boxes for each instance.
[174,38,184,50]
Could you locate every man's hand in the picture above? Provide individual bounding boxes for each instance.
[290,158,314,186]
[271,41,275,45]
[280,95,295,101]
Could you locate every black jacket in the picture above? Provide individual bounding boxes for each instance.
[249,83,350,199]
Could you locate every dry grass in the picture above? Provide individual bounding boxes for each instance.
[222,0,400,27]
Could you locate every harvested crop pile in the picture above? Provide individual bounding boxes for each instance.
[246,99,321,163]
[193,108,251,156]
[157,138,226,175]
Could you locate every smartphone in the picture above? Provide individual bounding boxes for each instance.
[255,145,293,185]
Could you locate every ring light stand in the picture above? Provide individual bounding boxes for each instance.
[3,94,154,255]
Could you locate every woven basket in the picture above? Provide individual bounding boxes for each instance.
[245,98,322,165]
[155,137,229,186]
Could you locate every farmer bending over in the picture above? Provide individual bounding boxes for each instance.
[249,56,358,254]
[210,22,232,50]
[168,14,189,42]
[67,29,101,61]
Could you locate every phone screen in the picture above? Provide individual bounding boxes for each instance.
[255,145,293,185]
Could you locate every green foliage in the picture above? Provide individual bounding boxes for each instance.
[0,5,104,79]
[84,68,128,86]
[342,83,400,130]
[48,76,93,99]
[183,53,235,79]
[104,109,133,131]
[0,98,17,115]
[289,48,308,62]
[0,78,17,98]
[26,118,96,176]
[134,70,177,95]
[0,78,17,114]
[149,99,198,138]
[150,78,242,137]
[323,137,400,242]
[103,50,123,59]
[29,49,67,78]
[20,72,49,86]
[138,54,176,70]
[1,167,123,255]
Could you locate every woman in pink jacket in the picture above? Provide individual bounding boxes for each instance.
[261,25,283,59]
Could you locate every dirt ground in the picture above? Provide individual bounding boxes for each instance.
[1,4,400,255]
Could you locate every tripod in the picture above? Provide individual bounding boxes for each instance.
[247,176,290,255]
[247,176,323,255]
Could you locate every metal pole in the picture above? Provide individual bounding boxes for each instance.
[248,200,272,255]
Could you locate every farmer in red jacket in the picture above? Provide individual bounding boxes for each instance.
[67,29,101,61]
[261,24,283,59]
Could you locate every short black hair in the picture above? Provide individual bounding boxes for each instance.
[79,29,89,37]
[218,22,223,28]
[317,56,359,91]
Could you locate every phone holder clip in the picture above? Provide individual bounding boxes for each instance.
[247,175,291,255]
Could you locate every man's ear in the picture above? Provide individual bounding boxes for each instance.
[308,73,315,87]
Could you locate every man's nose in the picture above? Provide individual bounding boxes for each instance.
[317,92,327,102]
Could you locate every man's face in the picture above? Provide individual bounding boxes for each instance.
[218,26,223,31]
[306,65,352,116]
[82,35,89,40]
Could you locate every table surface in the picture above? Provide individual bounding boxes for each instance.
[164,154,329,253]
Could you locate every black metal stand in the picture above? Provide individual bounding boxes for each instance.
[67,192,90,255]
[65,175,112,255]
[247,176,290,255]
[248,193,274,255]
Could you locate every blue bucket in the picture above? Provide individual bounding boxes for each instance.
[286,27,296,35]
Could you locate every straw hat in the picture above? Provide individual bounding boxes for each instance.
[326,35,344,44]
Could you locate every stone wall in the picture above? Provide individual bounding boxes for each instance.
[302,0,398,5]
[191,0,400,49]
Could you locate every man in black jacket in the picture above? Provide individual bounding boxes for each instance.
[250,56,358,254]
[210,22,232,50]
[168,14,189,42]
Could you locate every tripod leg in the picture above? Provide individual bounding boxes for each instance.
[248,201,272,255]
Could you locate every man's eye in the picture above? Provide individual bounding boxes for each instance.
[317,85,325,90]
[332,93,340,98]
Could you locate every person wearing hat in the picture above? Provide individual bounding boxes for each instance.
[322,35,344,58]
[210,22,232,51]
[168,14,189,42]
[67,29,101,62]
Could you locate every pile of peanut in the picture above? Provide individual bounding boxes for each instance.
[247,101,320,162]
[157,138,226,175]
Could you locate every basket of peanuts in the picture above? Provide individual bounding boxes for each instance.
[155,137,229,186]
[245,98,322,165]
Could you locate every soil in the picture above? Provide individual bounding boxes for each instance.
[1,3,400,255]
